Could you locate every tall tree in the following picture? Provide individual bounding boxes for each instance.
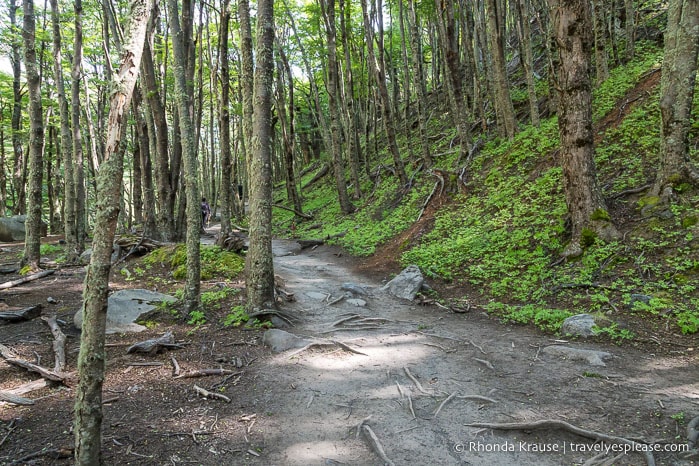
[73,1,151,463]
[485,0,517,139]
[21,0,44,271]
[652,0,699,197]
[549,0,618,258]
[169,0,202,313]
[9,0,25,214]
[72,0,87,253]
[320,0,356,214]
[49,0,78,261]
[246,0,276,310]
[218,0,233,235]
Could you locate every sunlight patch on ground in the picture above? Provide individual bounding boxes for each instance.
[280,440,359,465]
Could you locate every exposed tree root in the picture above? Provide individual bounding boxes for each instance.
[248,309,297,326]
[403,367,434,396]
[362,425,395,466]
[464,419,655,466]
[287,339,368,359]
[193,384,231,403]
[433,392,457,418]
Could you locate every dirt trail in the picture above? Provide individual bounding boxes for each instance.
[246,240,698,466]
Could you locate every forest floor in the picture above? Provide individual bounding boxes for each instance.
[0,226,697,465]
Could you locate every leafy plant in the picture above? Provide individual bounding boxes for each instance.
[222,305,249,327]
[187,310,207,326]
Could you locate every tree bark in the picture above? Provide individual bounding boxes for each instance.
[169,0,202,314]
[246,0,276,310]
[22,0,44,272]
[624,0,635,62]
[549,0,618,258]
[485,0,517,139]
[9,0,26,215]
[73,1,150,463]
[652,0,699,196]
[72,0,87,255]
[49,0,78,261]
[592,0,609,84]
[516,0,541,127]
[239,0,255,182]
[219,0,233,235]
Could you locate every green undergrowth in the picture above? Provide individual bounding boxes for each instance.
[143,244,245,281]
[273,43,698,336]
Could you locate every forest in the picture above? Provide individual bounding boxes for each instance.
[0,0,698,464]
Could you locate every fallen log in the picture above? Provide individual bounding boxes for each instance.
[127,331,184,354]
[0,269,55,290]
[0,344,68,383]
[175,368,240,379]
[0,305,42,324]
[0,391,34,405]
[272,204,313,220]
[301,163,329,191]
[41,314,67,372]
[215,231,247,252]
[297,231,347,249]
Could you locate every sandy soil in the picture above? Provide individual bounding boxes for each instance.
[0,236,697,465]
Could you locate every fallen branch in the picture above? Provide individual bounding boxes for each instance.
[0,269,55,290]
[403,367,434,395]
[0,344,67,382]
[193,384,231,403]
[362,425,395,466]
[8,447,73,465]
[301,163,329,191]
[415,180,442,223]
[272,203,313,220]
[0,391,34,405]
[457,394,498,404]
[464,419,655,466]
[171,356,181,377]
[0,305,42,324]
[473,357,495,370]
[611,184,652,199]
[434,391,458,418]
[127,331,183,354]
[41,314,67,372]
[175,368,239,379]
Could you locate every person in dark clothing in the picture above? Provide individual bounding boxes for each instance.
[201,197,211,228]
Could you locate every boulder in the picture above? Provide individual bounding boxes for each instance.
[560,314,597,338]
[262,329,313,353]
[381,265,424,301]
[0,215,48,242]
[73,289,176,334]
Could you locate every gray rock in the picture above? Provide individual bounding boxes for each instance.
[79,248,92,263]
[560,313,597,338]
[629,294,652,306]
[341,283,369,296]
[381,265,424,301]
[73,289,177,334]
[262,329,313,353]
[0,215,47,242]
[346,298,367,307]
[542,345,612,366]
[306,291,328,301]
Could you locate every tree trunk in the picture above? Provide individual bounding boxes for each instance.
[246,0,276,310]
[361,0,408,186]
[652,0,699,196]
[72,0,87,254]
[219,0,233,235]
[169,0,201,314]
[592,0,609,84]
[485,0,517,139]
[624,0,635,62]
[321,0,356,214]
[49,0,78,261]
[73,2,150,464]
[9,0,25,215]
[21,0,44,272]
[239,0,255,181]
[516,0,541,127]
[549,0,618,258]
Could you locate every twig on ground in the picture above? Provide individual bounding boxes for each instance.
[468,340,487,355]
[421,342,454,353]
[457,395,498,404]
[407,394,416,419]
[0,269,56,290]
[473,358,495,370]
[170,356,181,376]
[193,384,231,403]
[355,415,372,439]
[434,392,458,418]
[306,393,315,409]
[362,425,395,466]
[175,368,238,379]
[464,419,655,466]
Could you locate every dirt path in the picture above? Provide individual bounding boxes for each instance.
[248,240,698,466]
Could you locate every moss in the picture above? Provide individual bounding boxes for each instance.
[591,208,611,222]
[682,215,698,228]
[581,227,597,248]
[638,195,660,208]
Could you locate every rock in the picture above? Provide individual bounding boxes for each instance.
[0,215,47,242]
[73,289,177,334]
[542,345,612,366]
[79,249,92,263]
[306,291,328,301]
[629,294,652,307]
[262,329,313,353]
[346,298,367,307]
[560,314,597,338]
[341,283,369,296]
[381,265,424,301]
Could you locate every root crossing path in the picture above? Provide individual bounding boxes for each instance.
[246,240,697,466]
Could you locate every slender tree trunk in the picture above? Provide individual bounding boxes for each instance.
[239,0,255,180]
[516,0,541,127]
[72,0,86,254]
[486,0,517,139]
[652,0,699,196]
[21,0,44,271]
[9,0,25,215]
[624,0,635,61]
[361,0,408,186]
[592,0,609,84]
[169,0,201,314]
[246,0,276,310]
[407,0,433,168]
[219,0,233,235]
[321,0,356,214]
[549,0,618,258]
[49,0,78,261]
[74,2,150,464]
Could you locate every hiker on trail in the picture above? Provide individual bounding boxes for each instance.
[201,197,211,228]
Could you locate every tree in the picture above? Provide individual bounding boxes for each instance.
[169,0,202,314]
[246,0,276,310]
[72,0,87,254]
[652,0,699,197]
[9,0,25,215]
[73,1,151,463]
[549,0,618,258]
[218,0,233,235]
[485,0,517,139]
[21,0,44,272]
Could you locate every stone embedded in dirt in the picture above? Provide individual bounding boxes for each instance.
[542,345,612,366]
[346,298,367,307]
[73,289,177,334]
[381,265,424,301]
[560,313,597,337]
[629,293,652,306]
[341,283,370,296]
[306,291,328,301]
[262,329,313,353]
